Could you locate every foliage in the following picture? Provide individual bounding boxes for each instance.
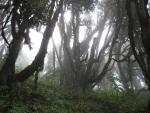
[19,0,49,28]
[96,91,149,113]
[9,105,32,113]
[0,78,148,113]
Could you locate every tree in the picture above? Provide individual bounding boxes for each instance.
[126,0,150,90]
[53,0,124,94]
[0,0,64,87]
[0,0,98,87]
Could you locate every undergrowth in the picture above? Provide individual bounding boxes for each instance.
[0,77,149,113]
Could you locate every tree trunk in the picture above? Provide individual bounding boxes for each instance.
[15,0,64,82]
[126,0,150,90]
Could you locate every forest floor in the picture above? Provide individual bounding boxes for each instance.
[0,79,149,113]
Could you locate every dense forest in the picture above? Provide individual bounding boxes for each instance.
[0,0,150,112]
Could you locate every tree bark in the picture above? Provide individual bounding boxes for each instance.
[126,0,150,90]
[0,1,24,85]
